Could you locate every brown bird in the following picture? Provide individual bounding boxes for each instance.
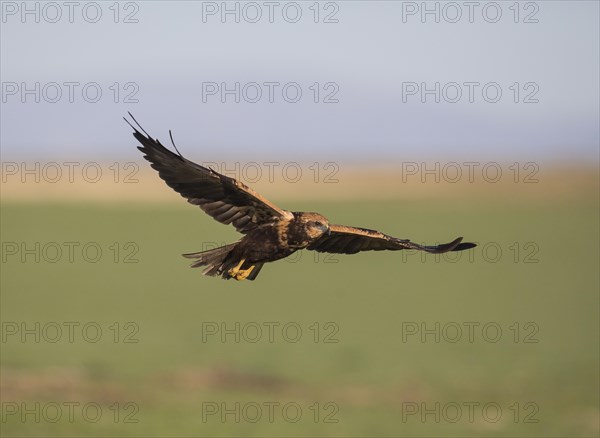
[126,114,476,281]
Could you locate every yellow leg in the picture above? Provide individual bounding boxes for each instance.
[234,265,255,281]
[227,258,256,281]
[228,258,246,278]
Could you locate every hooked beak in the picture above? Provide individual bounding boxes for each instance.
[326,226,331,236]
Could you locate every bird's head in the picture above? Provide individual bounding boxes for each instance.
[296,212,330,239]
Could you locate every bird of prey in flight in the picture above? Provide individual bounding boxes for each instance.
[126,114,476,281]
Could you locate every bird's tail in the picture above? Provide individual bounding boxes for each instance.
[182,242,264,281]
[182,243,238,276]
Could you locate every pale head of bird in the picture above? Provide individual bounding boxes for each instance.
[296,212,330,239]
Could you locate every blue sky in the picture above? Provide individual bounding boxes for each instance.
[1,1,598,162]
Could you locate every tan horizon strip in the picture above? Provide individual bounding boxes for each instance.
[2,367,597,433]
[1,164,597,203]
[0,365,433,407]
[0,365,504,407]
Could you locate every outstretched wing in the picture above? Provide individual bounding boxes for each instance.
[126,113,293,233]
[308,224,476,254]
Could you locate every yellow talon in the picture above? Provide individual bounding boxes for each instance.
[228,258,245,278]
[228,259,255,280]
[234,265,255,281]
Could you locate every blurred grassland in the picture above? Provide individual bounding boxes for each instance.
[1,177,599,436]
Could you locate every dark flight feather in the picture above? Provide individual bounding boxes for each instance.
[126,112,293,233]
[308,225,476,255]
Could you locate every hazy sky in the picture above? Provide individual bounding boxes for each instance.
[1,1,598,162]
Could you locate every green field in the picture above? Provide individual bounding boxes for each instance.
[1,198,598,436]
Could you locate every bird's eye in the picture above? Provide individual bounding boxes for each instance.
[315,221,322,227]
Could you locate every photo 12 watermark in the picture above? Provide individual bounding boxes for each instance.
[201,401,339,423]
[1,241,140,264]
[196,161,340,184]
[201,81,339,103]
[1,2,140,24]
[201,321,340,343]
[2,82,140,104]
[401,241,540,264]
[400,2,540,24]
[400,401,539,424]
[401,82,539,104]
[401,321,540,344]
[196,242,340,264]
[201,1,340,24]
[399,162,540,184]
[1,162,140,184]
[1,321,140,344]
[1,401,139,424]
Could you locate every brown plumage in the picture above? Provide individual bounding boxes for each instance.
[126,114,476,281]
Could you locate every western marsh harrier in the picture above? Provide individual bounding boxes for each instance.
[126,114,476,281]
